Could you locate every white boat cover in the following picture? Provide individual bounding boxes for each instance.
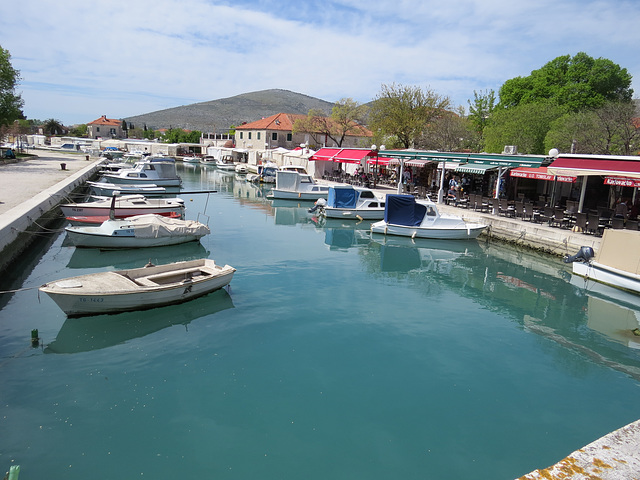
[127,214,210,238]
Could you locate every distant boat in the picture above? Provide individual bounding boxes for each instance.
[268,170,330,201]
[99,156,181,187]
[64,214,210,248]
[86,181,171,197]
[247,162,278,183]
[59,195,185,219]
[311,184,385,220]
[371,194,487,239]
[216,156,236,171]
[40,258,236,317]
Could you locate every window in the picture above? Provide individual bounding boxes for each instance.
[96,127,100,132]
[272,132,277,141]
[257,132,261,140]
[248,132,252,139]
[287,133,292,141]
[240,132,243,139]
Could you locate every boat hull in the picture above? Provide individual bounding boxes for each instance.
[573,261,640,295]
[65,230,204,248]
[269,188,329,201]
[322,207,385,220]
[371,221,486,239]
[40,259,235,317]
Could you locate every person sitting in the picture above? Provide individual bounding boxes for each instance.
[614,198,628,219]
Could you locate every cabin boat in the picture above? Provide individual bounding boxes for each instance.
[247,162,278,183]
[64,214,210,248]
[311,185,386,220]
[566,229,640,295]
[99,156,181,187]
[60,195,185,219]
[268,170,330,201]
[39,258,236,317]
[216,156,236,171]
[371,194,487,239]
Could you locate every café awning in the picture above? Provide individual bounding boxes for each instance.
[510,166,577,183]
[310,148,373,164]
[547,155,640,179]
[455,163,499,174]
[366,157,390,166]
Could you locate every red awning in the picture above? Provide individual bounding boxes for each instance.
[310,148,373,164]
[366,157,390,166]
[604,176,640,187]
[510,167,576,183]
[547,156,640,178]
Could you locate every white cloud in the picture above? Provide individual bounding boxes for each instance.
[2,0,639,125]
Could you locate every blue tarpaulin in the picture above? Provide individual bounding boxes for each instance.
[327,186,358,208]
[384,195,425,226]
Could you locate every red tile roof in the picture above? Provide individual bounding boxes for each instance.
[236,112,372,137]
[88,115,121,126]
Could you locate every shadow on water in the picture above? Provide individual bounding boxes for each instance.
[45,288,234,354]
[65,241,209,269]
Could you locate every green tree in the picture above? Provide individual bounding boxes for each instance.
[498,52,633,112]
[483,101,563,154]
[0,45,24,127]
[467,89,496,139]
[70,124,88,137]
[369,83,451,148]
[43,118,64,135]
[417,109,479,152]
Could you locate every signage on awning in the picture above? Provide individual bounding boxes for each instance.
[510,167,577,183]
[547,155,640,178]
[604,176,640,187]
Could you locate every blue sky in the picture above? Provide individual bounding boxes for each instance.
[2,0,640,127]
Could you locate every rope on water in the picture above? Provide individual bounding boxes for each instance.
[0,285,40,295]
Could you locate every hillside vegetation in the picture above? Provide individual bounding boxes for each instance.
[124,89,335,133]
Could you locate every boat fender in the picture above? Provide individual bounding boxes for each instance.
[563,246,595,264]
[411,231,416,239]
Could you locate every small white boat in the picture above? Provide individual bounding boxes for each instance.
[216,156,236,171]
[60,195,185,219]
[371,194,487,239]
[566,229,640,296]
[235,164,248,174]
[268,170,330,201]
[99,156,182,187]
[182,155,201,163]
[40,258,236,317]
[65,211,183,226]
[87,181,169,197]
[247,162,278,183]
[200,155,217,165]
[311,185,385,220]
[65,214,210,248]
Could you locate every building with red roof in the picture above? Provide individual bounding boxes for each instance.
[87,115,125,139]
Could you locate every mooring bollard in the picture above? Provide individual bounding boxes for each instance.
[60,163,66,170]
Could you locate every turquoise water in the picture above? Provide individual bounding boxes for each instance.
[1,164,640,479]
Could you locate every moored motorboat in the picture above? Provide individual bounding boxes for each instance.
[66,211,182,226]
[216,156,236,170]
[65,214,210,248]
[99,156,181,187]
[87,180,170,197]
[268,170,330,201]
[310,184,385,220]
[235,164,248,174]
[60,195,185,219]
[247,162,278,183]
[371,194,487,239]
[39,258,236,317]
[566,229,640,295]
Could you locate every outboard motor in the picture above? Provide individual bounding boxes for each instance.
[308,197,326,213]
[563,246,595,264]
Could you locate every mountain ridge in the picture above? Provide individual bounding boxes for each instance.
[124,89,337,133]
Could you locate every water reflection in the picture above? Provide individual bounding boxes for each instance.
[66,241,209,269]
[45,289,234,354]
[317,218,373,250]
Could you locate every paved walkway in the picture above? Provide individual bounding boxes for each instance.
[0,150,98,215]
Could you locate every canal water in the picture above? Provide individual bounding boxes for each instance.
[1,163,640,479]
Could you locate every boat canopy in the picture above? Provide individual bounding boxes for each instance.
[327,186,358,208]
[384,195,426,226]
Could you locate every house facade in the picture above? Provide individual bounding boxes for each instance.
[234,112,372,151]
[87,115,126,139]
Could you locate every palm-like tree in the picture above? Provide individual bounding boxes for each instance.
[43,118,63,135]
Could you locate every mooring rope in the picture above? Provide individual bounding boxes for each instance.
[0,285,40,295]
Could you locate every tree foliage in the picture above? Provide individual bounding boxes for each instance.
[483,101,563,154]
[369,83,451,148]
[43,118,64,135]
[467,89,496,138]
[498,52,633,112]
[0,45,24,127]
[545,101,640,155]
[417,110,479,152]
[162,128,202,143]
[293,98,369,147]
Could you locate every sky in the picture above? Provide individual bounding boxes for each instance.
[2,0,640,127]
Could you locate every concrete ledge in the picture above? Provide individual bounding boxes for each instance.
[0,161,103,272]
[518,419,640,479]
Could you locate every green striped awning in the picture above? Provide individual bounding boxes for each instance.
[455,163,499,174]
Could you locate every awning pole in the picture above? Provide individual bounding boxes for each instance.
[397,159,405,195]
[578,176,587,213]
[438,163,445,203]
